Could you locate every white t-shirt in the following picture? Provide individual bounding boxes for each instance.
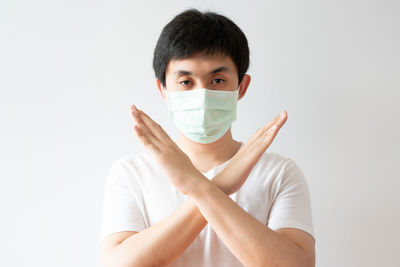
[98,142,315,266]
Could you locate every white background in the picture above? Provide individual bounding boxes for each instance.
[1,0,399,266]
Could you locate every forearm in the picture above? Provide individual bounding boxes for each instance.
[102,172,233,267]
[188,178,310,267]
[105,198,207,267]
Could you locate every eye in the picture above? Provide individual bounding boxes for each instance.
[179,80,192,86]
[212,78,225,84]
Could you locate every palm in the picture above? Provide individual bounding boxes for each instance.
[212,111,287,195]
[130,105,203,195]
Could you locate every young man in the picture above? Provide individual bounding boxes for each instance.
[99,8,315,267]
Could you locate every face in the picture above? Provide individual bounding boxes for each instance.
[157,52,251,100]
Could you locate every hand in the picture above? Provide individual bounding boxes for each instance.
[212,110,288,195]
[130,105,206,195]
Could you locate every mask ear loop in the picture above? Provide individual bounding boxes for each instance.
[163,87,173,121]
[233,85,241,120]
[162,87,168,99]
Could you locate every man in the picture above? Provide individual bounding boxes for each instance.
[99,8,315,267]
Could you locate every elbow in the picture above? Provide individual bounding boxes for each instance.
[100,245,134,267]
[258,262,311,267]
[101,246,168,267]
[258,254,314,267]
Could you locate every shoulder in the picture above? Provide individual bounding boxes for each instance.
[255,151,307,186]
[105,152,160,184]
[256,151,299,172]
[109,152,156,173]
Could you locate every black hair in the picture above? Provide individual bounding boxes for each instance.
[152,8,250,87]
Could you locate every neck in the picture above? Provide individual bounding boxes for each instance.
[176,128,242,173]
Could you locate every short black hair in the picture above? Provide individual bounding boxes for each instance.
[153,8,250,87]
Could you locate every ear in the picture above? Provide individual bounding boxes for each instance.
[156,79,166,100]
[238,74,251,101]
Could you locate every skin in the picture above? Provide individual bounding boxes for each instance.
[100,53,315,267]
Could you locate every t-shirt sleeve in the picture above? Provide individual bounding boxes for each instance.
[267,158,315,241]
[98,157,146,249]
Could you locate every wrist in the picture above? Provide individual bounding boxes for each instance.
[185,172,213,198]
[211,175,230,195]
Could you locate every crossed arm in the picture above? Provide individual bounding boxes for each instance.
[100,107,315,267]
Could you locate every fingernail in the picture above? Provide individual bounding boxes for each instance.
[279,111,286,118]
[131,105,139,116]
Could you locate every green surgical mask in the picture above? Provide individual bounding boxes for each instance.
[164,88,239,144]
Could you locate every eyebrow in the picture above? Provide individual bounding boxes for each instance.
[174,66,229,76]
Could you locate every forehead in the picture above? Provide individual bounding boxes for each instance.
[165,53,237,77]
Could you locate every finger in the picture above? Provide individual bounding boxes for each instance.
[133,124,161,152]
[261,115,286,147]
[262,110,287,133]
[263,126,279,147]
[138,109,173,143]
[275,110,288,130]
[130,105,154,137]
[252,111,287,149]
[266,110,287,135]
[248,110,287,145]
[130,106,164,148]
[265,110,287,136]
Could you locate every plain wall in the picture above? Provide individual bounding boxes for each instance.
[1,0,399,266]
